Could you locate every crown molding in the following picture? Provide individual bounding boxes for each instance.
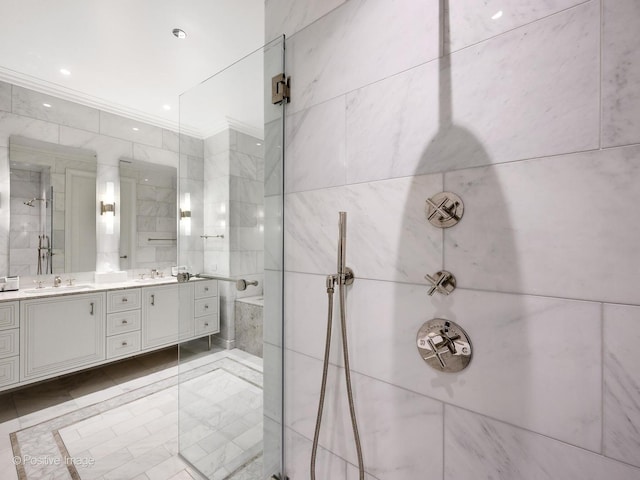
[202,117,264,140]
[0,66,204,139]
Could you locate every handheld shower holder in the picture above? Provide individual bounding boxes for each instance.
[336,267,355,286]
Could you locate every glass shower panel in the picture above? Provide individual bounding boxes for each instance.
[177,36,285,480]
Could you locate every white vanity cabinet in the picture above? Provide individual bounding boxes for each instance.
[141,284,194,349]
[20,293,105,381]
[0,302,19,388]
[194,280,219,336]
[0,278,220,392]
[106,289,142,359]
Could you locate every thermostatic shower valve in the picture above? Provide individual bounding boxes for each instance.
[425,191,464,228]
[416,319,472,373]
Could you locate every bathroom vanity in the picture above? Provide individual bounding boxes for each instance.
[0,278,218,392]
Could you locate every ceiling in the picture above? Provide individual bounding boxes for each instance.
[0,0,265,138]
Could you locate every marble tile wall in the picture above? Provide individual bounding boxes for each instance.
[265,0,640,478]
[203,128,265,350]
[0,81,204,277]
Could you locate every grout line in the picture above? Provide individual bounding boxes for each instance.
[601,301,605,455]
[442,402,446,480]
[282,270,640,308]
[599,0,604,150]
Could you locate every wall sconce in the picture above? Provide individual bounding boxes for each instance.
[181,193,191,236]
[100,201,116,215]
[102,181,116,235]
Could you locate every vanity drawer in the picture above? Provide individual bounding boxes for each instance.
[194,298,216,318]
[194,314,219,336]
[107,310,141,336]
[106,331,141,359]
[194,281,217,300]
[0,302,18,330]
[107,289,141,313]
[0,329,18,359]
[0,356,19,388]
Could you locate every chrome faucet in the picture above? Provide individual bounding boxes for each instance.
[53,275,62,287]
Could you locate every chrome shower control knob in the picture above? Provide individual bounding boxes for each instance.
[425,270,456,296]
[425,192,464,228]
[416,319,472,373]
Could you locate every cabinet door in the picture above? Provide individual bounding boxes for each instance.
[21,293,105,381]
[142,285,180,349]
[178,283,194,340]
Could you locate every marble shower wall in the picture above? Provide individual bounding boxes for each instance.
[266,0,640,478]
[0,81,204,276]
[203,128,264,349]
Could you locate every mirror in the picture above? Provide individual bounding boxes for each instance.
[8,136,97,276]
[119,158,177,270]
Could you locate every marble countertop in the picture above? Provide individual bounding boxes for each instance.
[0,276,208,303]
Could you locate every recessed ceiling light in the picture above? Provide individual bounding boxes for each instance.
[491,10,503,20]
[172,28,187,39]
[256,142,262,146]
[163,105,171,111]
[144,178,149,182]
[60,68,71,76]
[42,103,52,108]
[132,127,139,131]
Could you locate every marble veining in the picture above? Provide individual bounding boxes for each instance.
[603,303,640,467]
[286,275,602,451]
[285,96,346,193]
[285,349,443,480]
[602,0,640,147]
[286,0,440,115]
[0,111,59,148]
[447,0,587,51]
[345,0,599,183]
[265,0,346,41]
[12,86,100,133]
[285,173,443,283]
[99,111,163,148]
[0,81,10,112]
[445,406,640,479]
[445,144,640,304]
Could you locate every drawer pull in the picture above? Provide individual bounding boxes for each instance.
[204,287,209,292]
[204,322,209,327]
[121,319,128,324]
[90,302,94,315]
[121,341,128,347]
[122,297,128,303]
[151,294,155,306]
[204,304,209,309]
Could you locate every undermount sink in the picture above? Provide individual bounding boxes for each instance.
[23,284,95,294]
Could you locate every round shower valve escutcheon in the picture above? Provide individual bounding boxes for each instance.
[416,318,472,373]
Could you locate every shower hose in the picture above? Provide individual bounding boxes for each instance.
[310,275,365,480]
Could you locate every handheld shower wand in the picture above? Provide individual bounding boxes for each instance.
[311,212,364,480]
[336,211,354,286]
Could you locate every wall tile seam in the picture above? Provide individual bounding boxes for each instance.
[279,273,636,309]
[284,348,618,468]
[283,147,609,196]
[7,83,201,149]
[444,0,594,57]
[275,1,349,45]
[284,425,358,477]
[598,0,604,151]
[284,0,595,118]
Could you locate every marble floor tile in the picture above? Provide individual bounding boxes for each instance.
[1,346,264,480]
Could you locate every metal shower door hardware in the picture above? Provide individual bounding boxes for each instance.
[425,191,464,228]
[272,73,291,104]
[416,319,472,373]
[425,270,456,296]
